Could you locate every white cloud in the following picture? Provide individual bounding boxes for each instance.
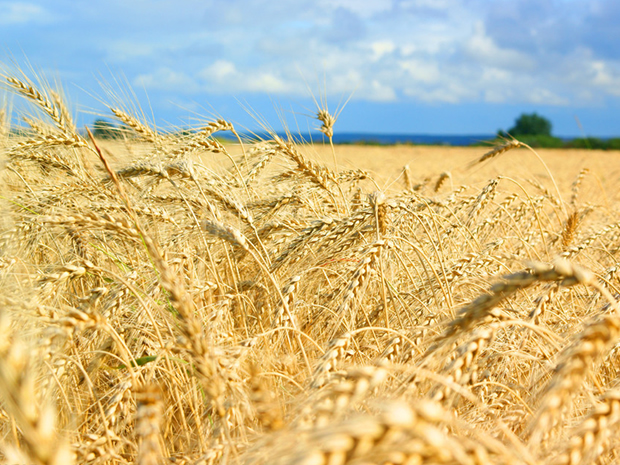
[400,60,441,84]
[245,73,291,94]
[400,44,419,56]
[102,1,618,108]
[134,68,199,93]
[480,67,512,82]
[0,2,50,24]
[317,0,393,18]
[135,60,303,97]
[325,69,363,94]
[399,0,454,10]
[8,0,613,111]
[483,89,510,103]
[104,40,158,62]
[403,81,476,104]
[464,21,536,70]
[368,80,397,102]
[189,55,396,102]
[370,41,396,61]
[200,60,238,82]
[199,60,299,94]
[588,60,620,96]
[525,88,570,105]
[128,2,619,109]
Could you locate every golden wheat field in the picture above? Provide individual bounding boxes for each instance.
[2,73,620,465]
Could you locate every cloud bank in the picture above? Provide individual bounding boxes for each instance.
[1,0,618,134]
[120,0,620,107]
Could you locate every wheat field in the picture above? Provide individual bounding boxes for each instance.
[1,73,620,465]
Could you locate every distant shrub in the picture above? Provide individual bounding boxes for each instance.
[568,137,607,150]
[606,138,620,150]
[93,118,122,139]
[518,134,564,148]
[352,139,383,146]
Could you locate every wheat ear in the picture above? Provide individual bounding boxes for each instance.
[530,316,620,444]
[552,389,620,465]
[428,259,596,354]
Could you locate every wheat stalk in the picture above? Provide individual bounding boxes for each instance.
[135,385,163,465]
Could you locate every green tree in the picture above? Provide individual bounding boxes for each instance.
[508,112,552,137]
[496,112,563,148]
[92,118,120,139]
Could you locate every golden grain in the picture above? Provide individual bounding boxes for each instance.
[2,71,620,465]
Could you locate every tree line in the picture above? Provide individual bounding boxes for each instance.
[498,113,620,150]
[89,114,620,150]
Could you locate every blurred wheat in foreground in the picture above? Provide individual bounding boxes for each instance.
[1,72,620,465]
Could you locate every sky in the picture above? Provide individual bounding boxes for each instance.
[0,0,619,137]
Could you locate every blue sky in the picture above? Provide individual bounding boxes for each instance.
[1,0,619,137]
